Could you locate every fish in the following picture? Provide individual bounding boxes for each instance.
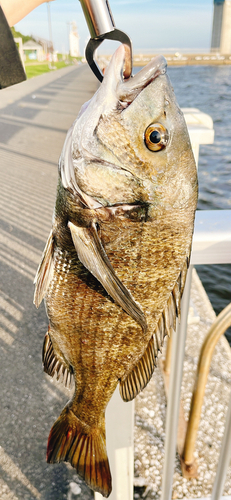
[34,45,198,497]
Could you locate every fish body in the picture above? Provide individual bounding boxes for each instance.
[34,46,198,497]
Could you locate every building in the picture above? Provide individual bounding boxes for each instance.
[69,22,80,57]
[211,0,231,54]
[22,40,44,61]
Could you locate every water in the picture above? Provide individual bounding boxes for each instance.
[168,65,231,342]
[135,65,231,341]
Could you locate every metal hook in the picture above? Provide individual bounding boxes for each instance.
[79,0,132,82]
[85,29,132,82]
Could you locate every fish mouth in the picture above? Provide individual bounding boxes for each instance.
[116,45,167,106]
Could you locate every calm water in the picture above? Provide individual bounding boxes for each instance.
[136,65,231,340]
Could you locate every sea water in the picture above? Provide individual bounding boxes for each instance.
[135,65,231,341]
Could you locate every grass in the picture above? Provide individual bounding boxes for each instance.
[24,61,73,79]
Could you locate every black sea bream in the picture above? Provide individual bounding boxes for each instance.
[34,45,198,497]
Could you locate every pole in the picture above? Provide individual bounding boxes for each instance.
[94,387,134,500]
[211,387,231,500]
[161,266,192,500]
[47,2,53,62]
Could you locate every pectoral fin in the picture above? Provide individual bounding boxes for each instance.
[34,230,54,308]
[68,221,147,333]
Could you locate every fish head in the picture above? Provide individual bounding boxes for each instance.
[71,45,197,209]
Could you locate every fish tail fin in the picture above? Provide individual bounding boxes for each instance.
[47,407,112,497]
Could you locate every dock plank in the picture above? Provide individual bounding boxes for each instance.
[0,64,97,500]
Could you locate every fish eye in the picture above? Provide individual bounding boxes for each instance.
[144,123,169,152]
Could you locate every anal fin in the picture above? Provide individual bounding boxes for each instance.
[119,258,187,402]
[43,332,73,388]
[120,334,158,402]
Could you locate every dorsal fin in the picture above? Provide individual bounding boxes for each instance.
[68,220,147,333]
[34,231,54,308]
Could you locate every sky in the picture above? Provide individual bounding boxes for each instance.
[15,0,215,55]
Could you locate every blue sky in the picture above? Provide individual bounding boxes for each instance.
[15,0,214,55]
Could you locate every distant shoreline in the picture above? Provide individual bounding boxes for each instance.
[99,53,231,67]
[134,54,231,66]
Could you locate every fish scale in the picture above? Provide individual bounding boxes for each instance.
[47,210,192,379]
[34,46,197,497]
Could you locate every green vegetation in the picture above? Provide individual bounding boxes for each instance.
[11,26,82,79]
[25,61,73,79]
[57,53,82,62]
[11,26,36,44]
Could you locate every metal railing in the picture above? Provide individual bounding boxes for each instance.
[94,112,231,500]
[182,303,231,474]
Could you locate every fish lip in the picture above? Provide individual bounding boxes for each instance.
[117,53,167,105]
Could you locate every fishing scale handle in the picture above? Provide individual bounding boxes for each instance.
[79,0,115,39]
